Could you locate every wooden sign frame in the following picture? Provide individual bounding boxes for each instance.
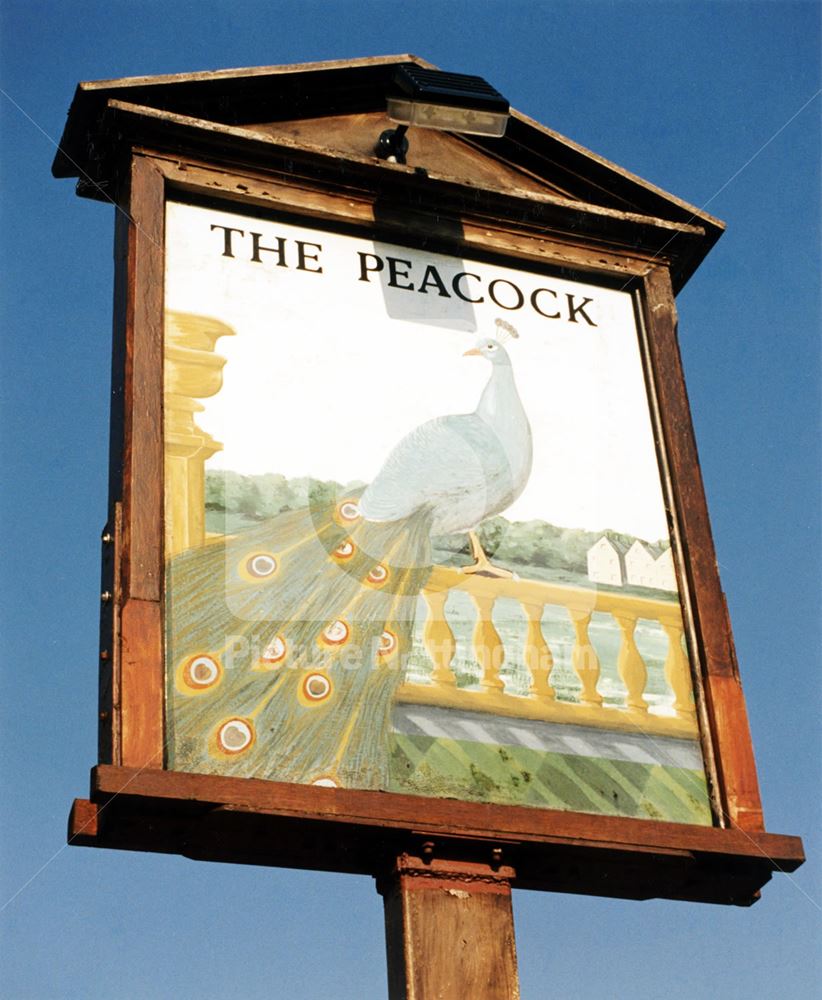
[67,127,802,906]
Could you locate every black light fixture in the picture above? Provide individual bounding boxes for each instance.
[377,65,510,164]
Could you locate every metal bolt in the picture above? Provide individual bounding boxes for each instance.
[101,532,113,544]
[100,650,110,661]
[421,841,435,861]
[101,591,112,603]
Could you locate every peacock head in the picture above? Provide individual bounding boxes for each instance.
[463,319,518,365]
[463,338,509,364]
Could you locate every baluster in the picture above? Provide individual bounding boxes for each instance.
[422,590,457,686]
[471,595,505,692]
[568,610,602,705]
[614,613,648,712]
[661,618,695,718]
[522,603,555,700]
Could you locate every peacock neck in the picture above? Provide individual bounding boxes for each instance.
[474,360,533,509]
[476,363,523,427]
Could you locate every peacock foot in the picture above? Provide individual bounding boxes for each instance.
[463,530,515,578]
[461,559,514,579]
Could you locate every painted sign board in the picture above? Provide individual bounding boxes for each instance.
[54,58,802,907]
[164,199,712,827]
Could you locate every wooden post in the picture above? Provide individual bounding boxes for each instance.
[378,850,519,1000]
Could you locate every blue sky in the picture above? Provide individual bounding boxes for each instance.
[1,2,819,997]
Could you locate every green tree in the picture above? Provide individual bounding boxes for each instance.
[237,477,263,518]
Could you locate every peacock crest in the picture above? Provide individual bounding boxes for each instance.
[494,317,519,342]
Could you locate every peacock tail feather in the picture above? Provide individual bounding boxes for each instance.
[166,489,433,789]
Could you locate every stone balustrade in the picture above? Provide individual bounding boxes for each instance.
[399,566,698,739]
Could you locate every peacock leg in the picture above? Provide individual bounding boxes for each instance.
[462,530,513,578]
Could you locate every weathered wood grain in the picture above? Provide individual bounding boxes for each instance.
[119,599,164,768]
[380,854,519,1000]
[66,765,803,906]
[640,266,765,832]
[149,150,667,283]
[110,154,166,768]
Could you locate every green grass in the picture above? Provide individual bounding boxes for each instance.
[389,733,712,824]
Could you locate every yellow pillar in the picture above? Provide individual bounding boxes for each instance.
[660,615,696,720]
[522,602,555,700]
[569,609,602,706]
[614,613,649,712]
[422,589,457,687]
[163,311,235,557]
[472,594,505,693]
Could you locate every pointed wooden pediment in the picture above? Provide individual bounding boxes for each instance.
[53,54,723,287]
[246,111,560,197]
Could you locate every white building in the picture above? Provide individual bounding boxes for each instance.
[625,540,677,592]
[650,545,677,592]
[587,536,627,586]
[587,537,678,592]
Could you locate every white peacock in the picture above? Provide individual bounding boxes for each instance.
[360,317,532,577]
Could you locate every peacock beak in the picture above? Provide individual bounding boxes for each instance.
[463,348,481,356]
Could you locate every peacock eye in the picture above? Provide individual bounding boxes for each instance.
[378,629,398,657]
[216,717,254,754]
[180,653,222,693]
[260,634,287,664]
[320,618,350,646]
[486,342,496,351]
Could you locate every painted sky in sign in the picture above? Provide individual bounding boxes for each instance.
[167,202,669,540]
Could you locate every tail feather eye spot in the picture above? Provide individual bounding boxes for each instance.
[336,500,361,524]
[367,564,389,586]
[216,717,254,755]
[378,630,398,657]
[301,672,332,705]
[239,551,279,582]
[320,619,350,646]
[178,654,222,694]
[260,634,287,664]
[333,539,356,561]
[248,554,277,577]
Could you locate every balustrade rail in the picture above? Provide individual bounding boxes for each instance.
[399,566,698,739]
